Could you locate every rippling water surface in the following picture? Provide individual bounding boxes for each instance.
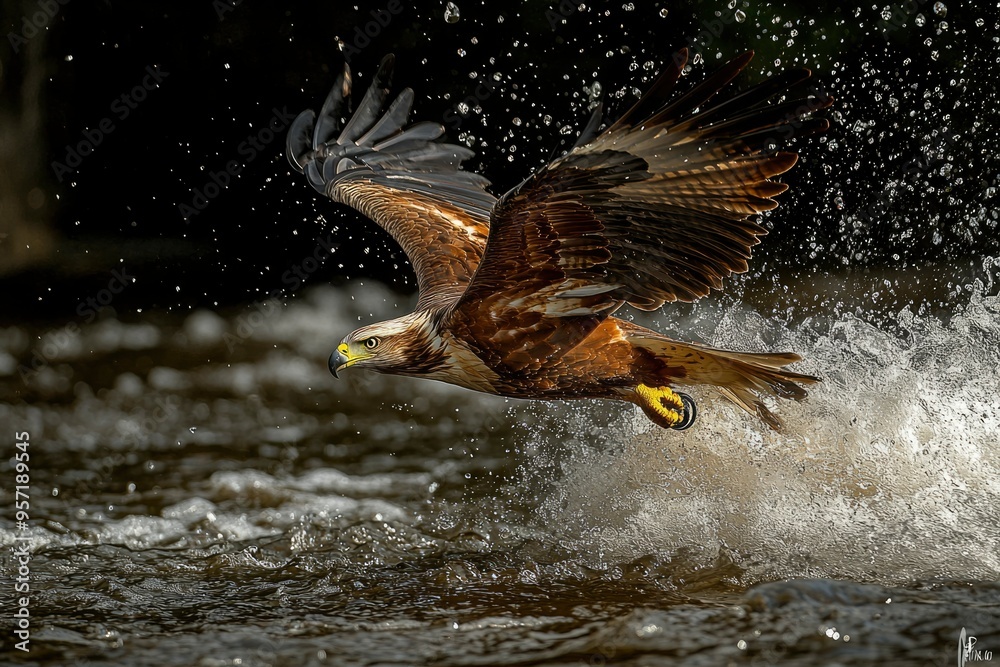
[2,271,999,666]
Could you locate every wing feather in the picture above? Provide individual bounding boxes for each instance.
[287,54,496,310]
[449,49,832,364]
[313,67,353,147]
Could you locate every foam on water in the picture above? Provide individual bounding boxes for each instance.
[521,276,1000,585]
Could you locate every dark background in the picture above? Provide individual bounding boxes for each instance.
[1,0,997,322]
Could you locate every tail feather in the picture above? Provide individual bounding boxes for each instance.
[630,335,819,431]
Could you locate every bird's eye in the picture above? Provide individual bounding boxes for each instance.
[364,337,380,350]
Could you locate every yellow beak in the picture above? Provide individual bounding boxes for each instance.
[328,343,369,378]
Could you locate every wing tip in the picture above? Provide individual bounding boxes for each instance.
[770,151,799,176]
[730,50,755,69]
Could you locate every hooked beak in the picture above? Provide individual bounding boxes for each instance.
[328,343,351,378]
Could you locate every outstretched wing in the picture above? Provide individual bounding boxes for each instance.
[287,54,497,310]
[449,50,832,370]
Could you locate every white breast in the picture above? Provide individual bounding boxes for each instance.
[426,333,500,394]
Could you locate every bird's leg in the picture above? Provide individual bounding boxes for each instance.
[635,384,697,430]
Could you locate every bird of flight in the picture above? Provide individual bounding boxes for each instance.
[286,50,832,431]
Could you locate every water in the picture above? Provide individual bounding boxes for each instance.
[2,268,998,666]
[4,1,1000,662]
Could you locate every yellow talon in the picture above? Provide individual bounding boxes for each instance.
[634,384,696,430]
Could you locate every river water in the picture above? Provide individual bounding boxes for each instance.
[4,2,1000,661]
[2,268,998,666]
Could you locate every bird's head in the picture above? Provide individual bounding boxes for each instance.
[328,312,438,378]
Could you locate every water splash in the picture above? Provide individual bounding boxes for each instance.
[514,273,1000,585]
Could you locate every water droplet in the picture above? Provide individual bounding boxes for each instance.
[915,13,926,26]
[444,1,460,23]
[932,1,946,17]
[734,9,746,23]
[659,8,668,17]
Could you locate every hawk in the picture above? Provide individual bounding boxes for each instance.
[286,51,832,431]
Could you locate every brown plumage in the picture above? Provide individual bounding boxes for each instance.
[286,51,833,431]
